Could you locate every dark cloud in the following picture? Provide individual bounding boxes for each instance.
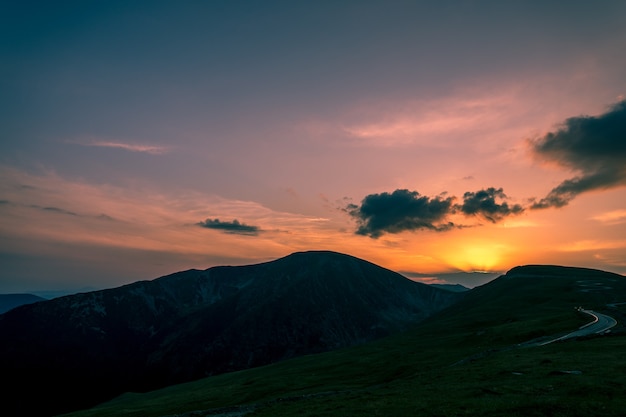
[197,218,260,235]
[347,189,456,238]
[347,187,525,238]
[530,100,626,209]
[457,187,524,222]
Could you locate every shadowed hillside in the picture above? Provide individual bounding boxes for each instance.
[61,264,626,417]
[0,251,461,416]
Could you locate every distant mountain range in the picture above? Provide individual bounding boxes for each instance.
[430,283,470,292]
[0,250,463,416]
[0,293,46,314]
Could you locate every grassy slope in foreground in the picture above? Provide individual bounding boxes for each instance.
[61,265,626,417]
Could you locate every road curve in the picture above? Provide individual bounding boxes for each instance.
[538,309,617,346]
[454,309,618,366]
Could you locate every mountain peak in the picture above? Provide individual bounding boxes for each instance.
[0,251,462,416]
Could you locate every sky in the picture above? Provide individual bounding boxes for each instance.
[1,1,626,294]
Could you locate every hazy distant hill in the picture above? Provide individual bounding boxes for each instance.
[430,283,470,292]
[0,293,45,314]
[0,250,462,416]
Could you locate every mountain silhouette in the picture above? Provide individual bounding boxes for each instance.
[0,250,462,416]
[0,293,46,314]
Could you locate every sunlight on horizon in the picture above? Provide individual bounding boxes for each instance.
[442,241,509,273]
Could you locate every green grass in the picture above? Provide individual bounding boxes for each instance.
[60,267,626,417]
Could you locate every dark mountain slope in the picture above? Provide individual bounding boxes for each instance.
[146,252,458,380]
[0,251,461,416]
[64,264,626,417]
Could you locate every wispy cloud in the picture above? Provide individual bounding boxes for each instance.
[71,139,170,154]
[558,240,626,252]
[591,209,626,225]
[29,205,79,216]
[340,93,518,147]
[498,219,541,229]
[0,166,329,259]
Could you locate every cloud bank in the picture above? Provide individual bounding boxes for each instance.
[347,187,524,238]
[530,100,626,209]
[197,218,260,235]
[348,100,626,238]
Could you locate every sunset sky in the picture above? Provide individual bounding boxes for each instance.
[2,1,626,294]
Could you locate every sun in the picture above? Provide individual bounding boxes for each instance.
[443,241,508,272]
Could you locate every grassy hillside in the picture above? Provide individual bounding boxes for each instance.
[61,265,626,417]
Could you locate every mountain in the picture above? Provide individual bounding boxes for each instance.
[430,283,470,292]
[0,293,46,314]
[433,271,502,288]
[0,250,462,416]
[63,264,626,417]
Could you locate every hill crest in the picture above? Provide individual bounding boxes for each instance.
[0,250,462,416]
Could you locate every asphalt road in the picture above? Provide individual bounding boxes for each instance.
[538,309,617,346]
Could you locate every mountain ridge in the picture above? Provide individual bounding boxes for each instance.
[61,262,626,417]
[0,250,462,416]
[0,293,46,314]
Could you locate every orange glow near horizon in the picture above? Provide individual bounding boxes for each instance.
[3,2,626,295]
[2,164,626,293]
[443,243,505,272]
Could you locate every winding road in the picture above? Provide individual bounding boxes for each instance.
[537,309,617,346]
[455,308,619,366]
